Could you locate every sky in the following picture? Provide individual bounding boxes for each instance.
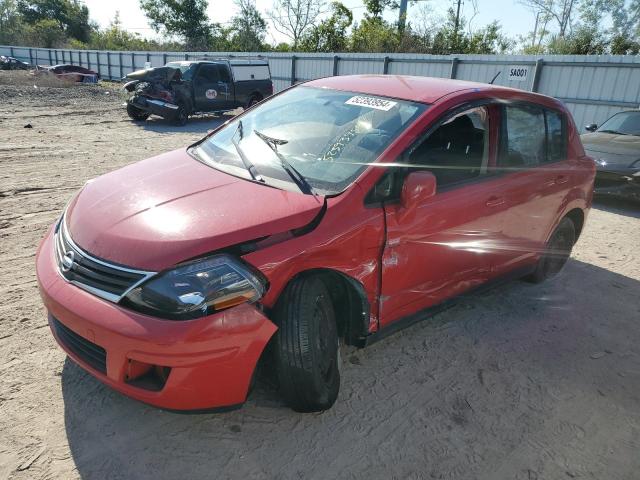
[83,0,536,46]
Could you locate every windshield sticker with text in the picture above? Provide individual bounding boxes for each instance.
[345,95,398,111]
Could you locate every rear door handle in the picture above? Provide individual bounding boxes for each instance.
[486,196,505,207]
[555,175,568,184]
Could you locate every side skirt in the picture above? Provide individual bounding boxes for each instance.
[360,264,536,347]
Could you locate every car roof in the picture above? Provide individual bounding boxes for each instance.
[305,74,522,104]
[168,59,269,66]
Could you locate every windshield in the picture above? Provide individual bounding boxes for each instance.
[192,86,426,195]
[165,61,196,81]
[597,111,640,136]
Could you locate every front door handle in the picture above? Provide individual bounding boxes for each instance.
[555,174,568,184]
[486,196,505,207]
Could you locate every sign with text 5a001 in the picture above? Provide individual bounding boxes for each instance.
[508,66,529,82]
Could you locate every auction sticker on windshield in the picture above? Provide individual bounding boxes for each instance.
[345,95,398,111]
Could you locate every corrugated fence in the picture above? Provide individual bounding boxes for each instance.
[3,44,640,130]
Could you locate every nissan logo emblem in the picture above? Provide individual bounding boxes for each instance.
[61,250,75,272]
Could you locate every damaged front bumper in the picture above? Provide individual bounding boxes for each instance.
[36,227,277,411]
[129,95,180,119]
[594,168,640,200]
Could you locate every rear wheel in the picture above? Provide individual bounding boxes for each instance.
[246,95,261,109]
[126,102,150,121]
[273,276,340,412]
[527,217,576,283]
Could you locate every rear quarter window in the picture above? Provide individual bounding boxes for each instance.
[546,110,566,163]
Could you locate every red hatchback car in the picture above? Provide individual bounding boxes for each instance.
[36,75,595,412]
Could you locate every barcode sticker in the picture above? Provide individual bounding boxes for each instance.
[345,95,398,111]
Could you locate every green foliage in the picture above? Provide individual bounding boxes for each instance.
[547,25,607,54]
[350,17,399,52]
[362,0,397,19]
[229,0,268,51]
[299,2,352,52]
[139,0,213,50]
[17,0,92,43]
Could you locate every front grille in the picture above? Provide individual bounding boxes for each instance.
[54,218,156,303]
[51,316,107,374]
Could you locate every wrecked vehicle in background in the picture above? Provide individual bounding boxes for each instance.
[123,59,273,125]
[582,110,640,200]
[35,64,100,83]
[0,56,31,70]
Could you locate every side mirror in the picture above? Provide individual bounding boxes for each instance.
[397,171,436,223]
[584,123,598,132]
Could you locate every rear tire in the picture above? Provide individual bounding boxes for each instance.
[273,275,340,412]
[527,217,576,283]
[246,95,261,109]
[126,103,150,121]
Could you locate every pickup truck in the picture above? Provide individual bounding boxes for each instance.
[123,59,273,125]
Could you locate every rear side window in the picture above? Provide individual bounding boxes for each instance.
[500,105,567,168]
[502,106,545,167]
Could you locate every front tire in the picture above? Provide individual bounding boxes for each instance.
[126,102,150,121]
[527,217,576,283]
[273,276,340,412]
[173,102,188,126]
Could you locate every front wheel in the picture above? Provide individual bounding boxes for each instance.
[527,217,576,283]
[126,102,150,121]
[273,276,340,412]
[173,102,188,126]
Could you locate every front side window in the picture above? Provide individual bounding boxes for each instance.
[192,86,426,195]
[408,106,490,187]
[197,65,219,83]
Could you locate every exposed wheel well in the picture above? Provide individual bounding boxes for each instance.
[276,269,370,347]
[565,208,585,242]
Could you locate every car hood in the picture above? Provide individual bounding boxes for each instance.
[66,148,323,271]
[581,132,640,168]
[125,66,180,83]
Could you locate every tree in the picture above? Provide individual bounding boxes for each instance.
[17,0,92,42]
[362,0,397,19]
[518,0,578,37]
[299,1,352,52]
[229,0,267,51]
[0,0,23,44]
[269,0,324,49]
[547,24,606,53]
[350,17,399,52]
[139,0,213,50]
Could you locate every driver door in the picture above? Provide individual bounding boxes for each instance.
[379,104,512,327]
[193,64,233,111]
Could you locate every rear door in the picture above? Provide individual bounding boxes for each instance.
[193,64,233,112]
[492,104,572,276]
[379,104,513,327]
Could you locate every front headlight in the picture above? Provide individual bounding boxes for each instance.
[122,254,266,320]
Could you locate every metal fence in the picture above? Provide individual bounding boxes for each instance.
[3,44,640,130]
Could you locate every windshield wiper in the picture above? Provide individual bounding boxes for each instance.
[254,129,318,196]
[232,121,263,182]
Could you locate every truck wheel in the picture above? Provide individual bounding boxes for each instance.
[173,103,188,126]
[126,103,150,121]
[273,275,340,412]
[246,95,261,109]
[526,217,575,283]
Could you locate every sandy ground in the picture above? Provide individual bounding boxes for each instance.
[1,75,639,480]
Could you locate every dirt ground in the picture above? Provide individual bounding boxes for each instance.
[1,75,639,480]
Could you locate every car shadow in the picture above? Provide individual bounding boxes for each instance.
[61,259,640,479]
[593,195,640,218]
[135,115,230,135]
